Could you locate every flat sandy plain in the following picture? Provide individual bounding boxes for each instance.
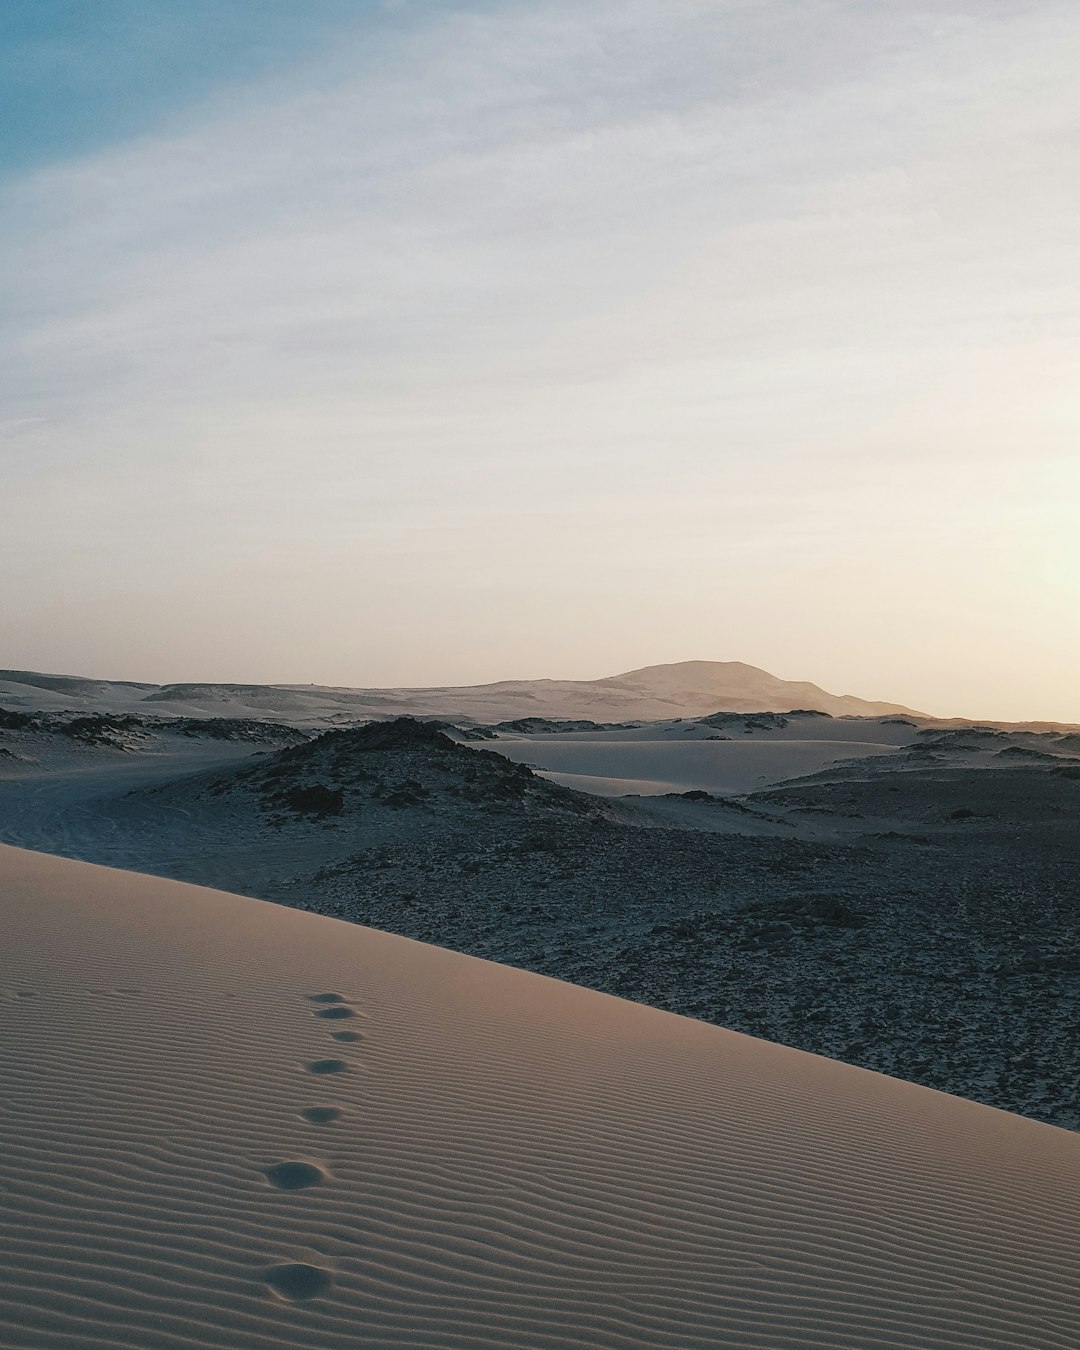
[1,844,1078,1349]
[487,714,918,796]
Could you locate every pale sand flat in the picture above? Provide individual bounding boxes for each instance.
[490,731,911,796]
[0,843,1076,1349]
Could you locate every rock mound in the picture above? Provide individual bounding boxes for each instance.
[185,717,606,825]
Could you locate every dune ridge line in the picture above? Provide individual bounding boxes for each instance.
[0,843,1077,1348]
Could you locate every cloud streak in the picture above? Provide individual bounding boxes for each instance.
[1,0,1078,717]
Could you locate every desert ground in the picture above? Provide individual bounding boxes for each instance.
[1,844,1077,1348]
[2,667,1077,1131]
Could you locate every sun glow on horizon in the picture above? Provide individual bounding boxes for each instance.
[1,2,1078,723]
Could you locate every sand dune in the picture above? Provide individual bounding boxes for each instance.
[0,845,1076,1348]
[0,659,920,724]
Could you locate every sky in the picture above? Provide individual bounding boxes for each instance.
[1,1,1078,722]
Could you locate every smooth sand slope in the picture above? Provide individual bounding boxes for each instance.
[488,717,916,796]
[1,846,1077,1350]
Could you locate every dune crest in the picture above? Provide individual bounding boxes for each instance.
[0,659,920,723]
[0,843,1076,1348]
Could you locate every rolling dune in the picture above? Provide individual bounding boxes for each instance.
[1,843,1077,1348]
[0,660,920,724]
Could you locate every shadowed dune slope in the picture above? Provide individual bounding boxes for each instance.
[0,844,1077,1349]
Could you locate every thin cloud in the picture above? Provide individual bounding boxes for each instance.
[1,0,1077,715]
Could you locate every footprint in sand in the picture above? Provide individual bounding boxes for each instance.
[308,1058,347,1075]
[300,1000,361,1150]
[301,1106,342,1125]
[264,1161,326,1190]
[248,998,356,1294]
[264,1262,332,1301]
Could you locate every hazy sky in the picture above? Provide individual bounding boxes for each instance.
[2,1,1078,721]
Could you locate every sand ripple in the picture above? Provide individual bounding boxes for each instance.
[0,844,1077,1348]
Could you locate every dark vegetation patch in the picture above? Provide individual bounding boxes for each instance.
[187,717,608,826]
[171,717,309,745]
[490,718,641,734]
[275,784,345,818]
[378,780,430,808]
[996,745,1061,761]
[57,715,145,747]
[698,711,792,732]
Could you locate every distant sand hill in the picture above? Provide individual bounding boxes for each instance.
[1,844,1076,1348]
[0,659,920,723]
